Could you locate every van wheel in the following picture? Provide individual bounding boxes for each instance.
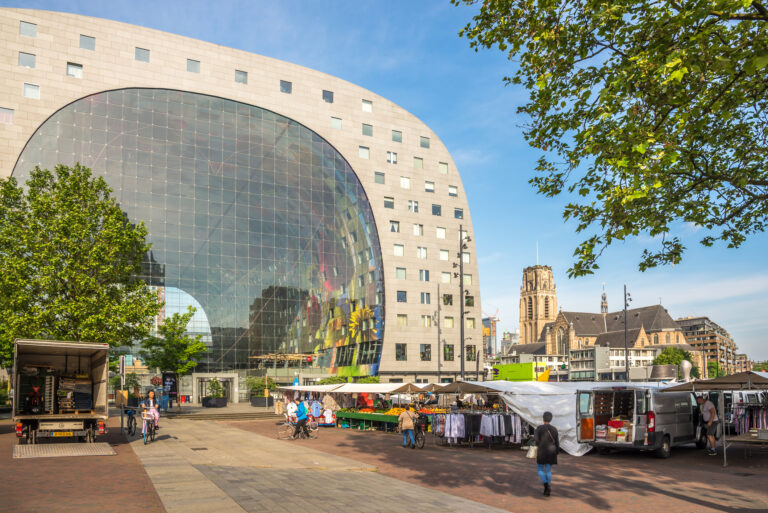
[655,435,671,458]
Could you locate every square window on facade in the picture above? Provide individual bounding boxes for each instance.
[436,227,446,239]
[187,59,200,73]
[463,274,473,286]
[0,107,14,124]
[441,272,451,284]
[444,344,455,361]
[18,52,35,69]
[396,343,407,361]
[417,246,427,259]
[439,249,449,261]
[22,83,40,99]
[420,292,431,305]
[359,146,370,159]
[322,90,334,103]
[20,21,37,38]
[449,185,458,197]
[280,80,292,93]
[419,269,429,282]
[362,99,372,112]
[396,267,406,279]
[80,34,95,50]
[454,208,464,219]
[462,252,470,263]
[393,244,404,256]
[444,317,455,329]
[135,47,150,62]
[439,162,449,174]
[421,315,432,327]
[390,220,400,233]
[385,197,395,209]
[397,314,408,327]
[331,117,342,130]
[467,344,477,360]
[397,290,407,303]
[392,130,402,142]
[408,200,418,213]
[414,157,423,169]
[465,296,475,307]
[443,294,453,306]
[374,172,385,184]
[235,69,248,84]
[413,224,423,236]
[400,176,410,189]
[432,204,442,216]
[66,62,83,78]
[387,151,398,164]
[420,344,432,361]
[425,181,435,193]
[420,136,431,148]
[362,123,373,136]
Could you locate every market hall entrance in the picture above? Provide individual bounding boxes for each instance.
[197,377,233,404]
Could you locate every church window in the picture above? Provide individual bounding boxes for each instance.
[527,297,533,320]
[665,333,670,344]
[557,328,567,355]
[653,333,659,345]
[544,297,550,318]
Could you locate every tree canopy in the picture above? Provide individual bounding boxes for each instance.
[652,346,700,377]
[454,0,768,276]
[139,306,207,378]
[0,164,161,365]
[707,360,726,377]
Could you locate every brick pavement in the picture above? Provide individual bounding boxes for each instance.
[232,419,768,513]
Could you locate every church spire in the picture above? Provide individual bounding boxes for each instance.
[601,282,608,314]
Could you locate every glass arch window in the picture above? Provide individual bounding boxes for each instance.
[13,88,385,376]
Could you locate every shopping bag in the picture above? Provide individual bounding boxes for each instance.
[526,445,538,459]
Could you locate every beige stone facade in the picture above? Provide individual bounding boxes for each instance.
[519,265,557,344]
[0,8,482,383]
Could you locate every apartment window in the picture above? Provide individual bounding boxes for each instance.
[187,59,200,73]
[387,151,398,164]
[390,220,400,233]
[417,247,428,259]
[420,344,432,361]
[400,176,410,189]
[408,200,418,213]
[432,204,442,216]
[280,80,292,93]
[413,224,423,236]
[397,314,408,327]
[331,117,342,130]
[436,227,446,239]
[392,130,402,142]
[0,108,14,124]
[362,99,372,112]
[374,172,385,184]
[322,90,334,103]
[393,244,404,256]
[419,269,429,282]
[462,252,470,264]
[396,344,407,361]
[454,208,464,219]
[449,185,458,197]
[439,162,449,175]
[464,274,473,286]
[424,181,435,193]
[443,294,453,306]
[80,34,95,50]
[397,290,407,303]
[440,249,449,261]
[444,317,455,330]
[359,146,370,159]
[421,315,432,327]
[441,272,451,284]
[444,344,455,361]
[20,21,37,37]
[18,52,35,69]
[235,69,248,84]
[362,123,373,136]
[420,292,431,305]
[384,196,394,209]
[414,157,423,169]
[420,136,431,149]
[135,47,150,62]
[22,83,40,99]
[66,62,83,78]
[465,296,475,307]
[467,318,476,329]
[396,267,406,279]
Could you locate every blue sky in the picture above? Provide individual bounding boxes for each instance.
[14,1,768,360]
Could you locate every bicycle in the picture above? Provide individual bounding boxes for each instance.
[141,407,156,445]
[125,408,137,437]
[277,414,318,440]
[413,415,427,449]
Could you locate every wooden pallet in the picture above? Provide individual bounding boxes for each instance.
[58,409,94,414]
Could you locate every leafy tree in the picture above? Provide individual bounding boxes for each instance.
[124,372,141,397]
[753,360,768,372]
[317,375,348,385]
[707,361,726,378]
[652,347,700,378]
[0,164,161,366]
[454,1,768,276]
[139,306,207,410]
[245,376,276,397]
[357,376,381,384]
[206,378,224,399]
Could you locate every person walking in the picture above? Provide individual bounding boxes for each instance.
[293,398,310,439]
[398,406,418,448]
[534,411,559,496]
[696,395,719,456]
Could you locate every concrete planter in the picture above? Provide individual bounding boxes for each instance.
[250,396,274,407]
[202,397,227,408]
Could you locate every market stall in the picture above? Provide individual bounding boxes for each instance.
[332,383,425,430]
[277,384,344,426]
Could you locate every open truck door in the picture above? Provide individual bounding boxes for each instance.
[577,390,595,442]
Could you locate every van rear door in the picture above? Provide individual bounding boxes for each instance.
[577,390,595,442]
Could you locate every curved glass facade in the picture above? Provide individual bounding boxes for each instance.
[13,88,384,376]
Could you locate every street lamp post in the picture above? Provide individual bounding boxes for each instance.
[623,285,632,380]
[433,283,442,383]
[454,224,471,381]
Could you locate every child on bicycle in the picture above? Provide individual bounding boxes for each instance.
[141,390,160,434]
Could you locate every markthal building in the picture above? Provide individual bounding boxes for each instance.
[1,9,482,403]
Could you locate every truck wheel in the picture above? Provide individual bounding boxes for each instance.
[655,435,671,458]
[597,447,611,455]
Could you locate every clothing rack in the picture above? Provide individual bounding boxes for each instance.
[430,410,528,449]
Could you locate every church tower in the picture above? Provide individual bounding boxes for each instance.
[519,265,558,344]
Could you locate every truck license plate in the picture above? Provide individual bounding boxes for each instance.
[52,431,73,437]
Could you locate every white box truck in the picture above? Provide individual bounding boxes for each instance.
[12,339,109,444]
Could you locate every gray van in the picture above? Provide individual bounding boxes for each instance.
[576,385,705,458]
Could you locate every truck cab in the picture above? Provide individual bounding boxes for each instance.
[576,386,701,458]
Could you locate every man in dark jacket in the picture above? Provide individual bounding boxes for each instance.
[534,411,559,496]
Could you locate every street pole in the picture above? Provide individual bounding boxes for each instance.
[436,283,441,383]
[459,224,465,381]
[624,285,629,380]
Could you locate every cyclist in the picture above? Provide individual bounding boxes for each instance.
[293,398,310,439]
[141,390,160,434]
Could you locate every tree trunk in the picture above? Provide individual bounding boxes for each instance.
[177,373,181,413]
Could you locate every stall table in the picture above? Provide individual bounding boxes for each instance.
[335,411,400,431]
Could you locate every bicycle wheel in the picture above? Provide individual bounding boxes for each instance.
[278,423,294,440]
[127,416,136,437]
[150,424,155,442]
[308,426,319,439]
[415,430,425,449]
[143,421,148,445]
